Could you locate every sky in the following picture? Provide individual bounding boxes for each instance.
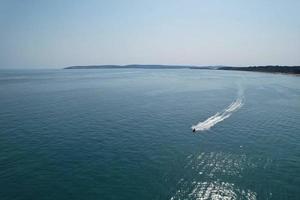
[0,0,299,68]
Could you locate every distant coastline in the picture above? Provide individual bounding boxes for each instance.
[64,64,211,70]
[64,65,300,74]
[218,66,300,75]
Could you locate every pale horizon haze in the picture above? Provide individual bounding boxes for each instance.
[0,0,299,69]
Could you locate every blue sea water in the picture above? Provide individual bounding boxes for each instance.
[0,69,299,200]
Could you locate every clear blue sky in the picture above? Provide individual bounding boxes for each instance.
[0,0,299,68]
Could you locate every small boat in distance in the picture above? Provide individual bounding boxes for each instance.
[192,128,196,132]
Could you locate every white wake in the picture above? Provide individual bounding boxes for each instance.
[192,96,244,132]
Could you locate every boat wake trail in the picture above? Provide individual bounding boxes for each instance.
[192,93,244,132]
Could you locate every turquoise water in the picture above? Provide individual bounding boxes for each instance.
[0,69,299,200]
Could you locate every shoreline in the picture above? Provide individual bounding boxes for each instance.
[64,65,300,75]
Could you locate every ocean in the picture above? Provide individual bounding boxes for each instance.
[0,69,299,200]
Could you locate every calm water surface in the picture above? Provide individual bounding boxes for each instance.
[0,69,299,200]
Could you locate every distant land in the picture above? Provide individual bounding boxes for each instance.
[64,64,213,70]
[218,66,300,74]
[64,65,300,74]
